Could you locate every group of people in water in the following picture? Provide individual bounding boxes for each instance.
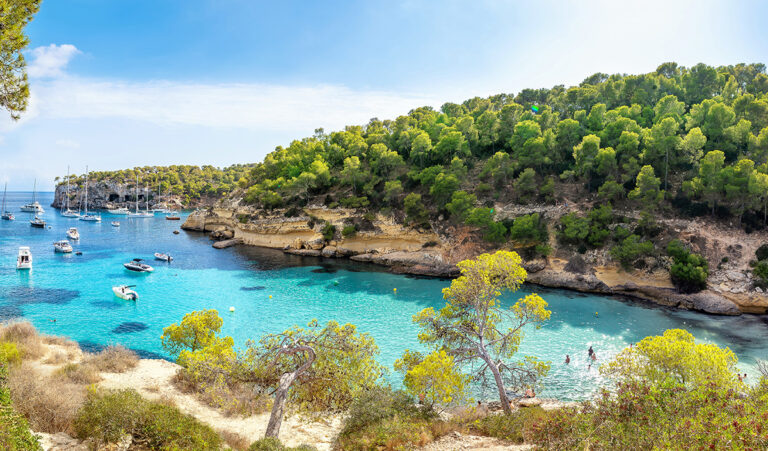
[564,345,599,369]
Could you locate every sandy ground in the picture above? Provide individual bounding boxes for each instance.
[420,432,531,451]
[98,359,341,450]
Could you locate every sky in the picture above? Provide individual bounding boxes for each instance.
[1,0,767,190]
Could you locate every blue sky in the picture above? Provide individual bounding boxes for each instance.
[1,0,767,190]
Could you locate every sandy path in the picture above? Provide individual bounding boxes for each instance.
[98,359,341,450]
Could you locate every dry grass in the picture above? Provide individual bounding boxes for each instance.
[172,369,271,417]
[82,345,139,373]
[218,429,250,451]
[44,349,76,365]
[55,363,102,384]
[0,321,45,360]
[7,362,86,434]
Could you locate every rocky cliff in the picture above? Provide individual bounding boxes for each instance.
[182,203,768,316]
[52,181,187,210]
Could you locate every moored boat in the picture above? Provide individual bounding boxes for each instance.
[108,207,131,215]
[30,216,46,228]
[79,166,102,222]
[154,252,173,262]
[53,240,73,253]
[66,227,80,240]
[16,247,32,269]
[1,183,13,220]
[112,285,138,300]
[20,179,44,213]
[61,166,79,217]
[165,213,180,220]
[111,221,120,227]
[123,258,154,273]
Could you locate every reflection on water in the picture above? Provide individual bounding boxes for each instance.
[1,192,767,401]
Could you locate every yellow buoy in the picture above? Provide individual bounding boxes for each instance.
[269,295,273,299]
[393,288,397,292]
[229,306,235,312]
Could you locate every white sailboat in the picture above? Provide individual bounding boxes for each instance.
[16,246,32,270]
[66,227,80,240]
[20,179,44,213]
[129,175,152,218]
[108,207,131,215]
[1,182,14,220]
[53,240,73,253]
[79,166,101,222]
[61,166,79,217]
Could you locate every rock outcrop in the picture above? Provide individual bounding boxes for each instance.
[52,181,188,210]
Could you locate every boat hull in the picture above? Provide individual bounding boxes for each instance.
[112,286,138,300]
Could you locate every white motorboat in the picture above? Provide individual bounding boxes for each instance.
[154,252,173,262]
[79,166,102,222]
[111,221,120,227]
[123,258,154,273]
[16,247,32,269]
[53,240,73,253]
[61,166,79,217]
[108,207,131,215]
[2,183,14,220]
[112,285,138,301]
[66,227,80,240]
[20,179,44,213]
[30,216,46,228]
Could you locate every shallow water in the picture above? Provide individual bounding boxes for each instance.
[2,191,768,401]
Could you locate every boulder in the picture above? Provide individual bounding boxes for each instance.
[321,246,337,258]
[306,238,325,250]
[727,271,746,282]
[212,238,242,249]
[292,238,305,250]
[517,398,538,408]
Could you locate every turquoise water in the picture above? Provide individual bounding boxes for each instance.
[2,192,768,401]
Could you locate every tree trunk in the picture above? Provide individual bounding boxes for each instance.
[265,372,296,438]
[487,358,512,414]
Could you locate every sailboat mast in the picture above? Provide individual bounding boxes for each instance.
[136,174,139,213]
[65,165,70,212]
[2,182,6,212]
[33,179,36,204]
[84,166,89,215]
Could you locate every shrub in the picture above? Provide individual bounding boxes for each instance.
[82,345,139,373]
[321,222,336,241]
[335,386,444,450]
[610,234,654,269]
[754,260,768,288]
[667,240,709,292]
[471,407,551,443]
[248,437,317,451]
[509,213,547,246]
[74,388,221,450]
[8,362,85,434]
[55,363,101,385]
[0,341,21,365]
[756,243,768,261]
[0,321,44,360]
[0,366,40,451]
[404,193,429,226]
[340,196,370,208]
[341,224,357,238]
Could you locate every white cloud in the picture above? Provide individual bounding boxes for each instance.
[55,138,80,149]
[27,44,81,78]
[24,77,440,131]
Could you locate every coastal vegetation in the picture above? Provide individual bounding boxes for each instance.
[0,0,40,120]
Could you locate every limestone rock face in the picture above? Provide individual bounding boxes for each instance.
[321,246,337,257]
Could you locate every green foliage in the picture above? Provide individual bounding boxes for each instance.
[74,388,221,450]
[667,240,709,292]
[339,196,370,208]
[394,349,469,407]
[341,224,357,238]
[404,193,429,227]
[413,251,550,412]
[558,205,614,248]
[756,243,768,261]
[0,0,40,120]
[470,407,550,443]
[610,234,654,269]
[0,341,21,365]
[248,438,317,451]
[597,180,625,203]
[0,365,40,450]
[161,309,229,359]
[321,222,336,241]
[445,190,477,221]
[753,260,768,288]
[335,386,438,451]
[508,213,547,246]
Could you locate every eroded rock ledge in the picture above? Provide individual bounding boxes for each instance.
[182,206,767,316]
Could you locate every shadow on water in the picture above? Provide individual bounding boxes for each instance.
[78,339,169,360]
[111,321,149,334]
[89,300,125,310]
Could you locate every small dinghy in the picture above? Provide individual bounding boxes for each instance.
[154,253,173,262]
[111,221,120,227]
[165,213,180,220]
[53,240,73,253]
[112,285,138,301]
[16,246,32,270]
[30,216,46,228]
[123,258,154,273]
[67,227,80,240]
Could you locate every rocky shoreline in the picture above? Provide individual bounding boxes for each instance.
[181,206,768,316]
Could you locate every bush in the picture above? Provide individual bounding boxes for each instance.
[756,243,768,261]
[341,225,357,238]
[248,437,317,451]
[340,196,370,208]
[74,388,221,450]
[0,366,40,451]
[404,193,429,226]
[336,386,444,450]
[754,260,768,288]
[667,240,709,292]
[509,213,547,246]
[8,362,85,434]
[321,222,336,241]
[610,234,654,269]
[55,363,101,384]
[0,341,21,365]
[82,345,139,373]
[471,407,551,443]
[0,322,44,360]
